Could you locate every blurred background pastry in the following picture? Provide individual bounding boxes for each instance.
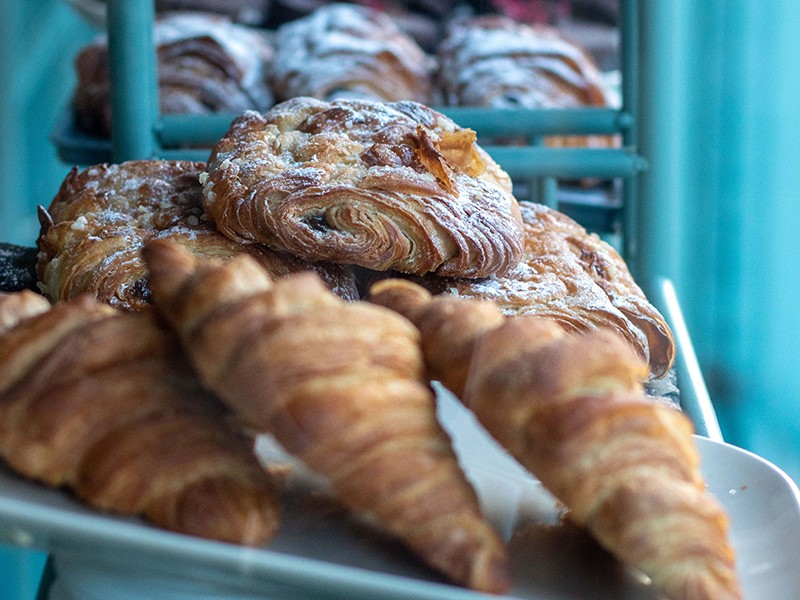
[269,2,435,104]
[72,10,275,138]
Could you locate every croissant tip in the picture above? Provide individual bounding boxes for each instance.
[367,278,433,320]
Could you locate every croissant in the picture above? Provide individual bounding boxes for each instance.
[369,278,742,600]
[202,97,525,278]
[270,3,434,104]
[413,201,675,378]
[0,291,280,546]
[0,290,50,335]
[142,239,510,594]
[37,160,358,311]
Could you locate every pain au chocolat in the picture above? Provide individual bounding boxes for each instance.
[201,97,525,278]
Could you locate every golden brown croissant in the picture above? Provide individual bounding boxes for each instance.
[0,292,280,546]
[269,3,434,104]
[436,14,617,149]
[413,201,675,378]
[202,97,525,278]
[368,278,742,600]
[142,238,510,593]
[37,160,358,310]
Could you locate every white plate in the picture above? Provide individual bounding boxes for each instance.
[0,390,798,600]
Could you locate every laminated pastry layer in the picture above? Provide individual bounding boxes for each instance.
[270,2,434,104]
[0,293,280,546]
[399,201,675,378]
[202,97,524,278]
[73,10,275,137]
[437,14,617,148]
[37,160,358,310]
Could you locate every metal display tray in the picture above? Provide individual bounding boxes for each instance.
[2,390,798,600]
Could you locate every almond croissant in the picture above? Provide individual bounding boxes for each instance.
[142,239,510,594]
[369,278,741,600]
[37,160,358,311]
[0,291,280,546]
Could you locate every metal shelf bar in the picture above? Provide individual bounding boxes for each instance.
[484,146,646,179]
[648,277,723,441]
[157,145,646,180]
[155,107,631,150]
[620,0,640,274]
[106,0,158,161]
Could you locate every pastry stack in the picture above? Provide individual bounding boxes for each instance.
[0,95,745,599]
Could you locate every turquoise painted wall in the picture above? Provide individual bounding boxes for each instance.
[637,0,800,482]
[0,2,95,597]
[0,1,95,245]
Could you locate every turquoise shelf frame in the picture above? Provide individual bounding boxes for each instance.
[53,0,721,441]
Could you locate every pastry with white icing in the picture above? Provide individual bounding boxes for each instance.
[73,11,274,137]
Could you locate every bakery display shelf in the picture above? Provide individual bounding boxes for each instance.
[53,108,642,178]
[46,0,722,437]
[53,0,644,226]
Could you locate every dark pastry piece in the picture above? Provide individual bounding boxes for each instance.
[0,243,38,293]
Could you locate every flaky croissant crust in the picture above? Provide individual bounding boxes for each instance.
[202,97,524,278]
[143,239,510,593]
[368,278,741,600]
[0,292,280,546]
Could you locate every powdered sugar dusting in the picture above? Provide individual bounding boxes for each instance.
[438,15,613,109]
[271,3,433,103]
[205,97,524,277]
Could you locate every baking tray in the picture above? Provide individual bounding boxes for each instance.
[2,389,799,600]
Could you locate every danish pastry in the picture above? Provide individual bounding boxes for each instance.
[270,2,434,104]
[37,160,358,310]
[203,97,525,278]
[414,201,675,377]
[437,14,617,148]
[73,11,274,137]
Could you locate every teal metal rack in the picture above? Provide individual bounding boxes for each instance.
[53,0,722,440]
